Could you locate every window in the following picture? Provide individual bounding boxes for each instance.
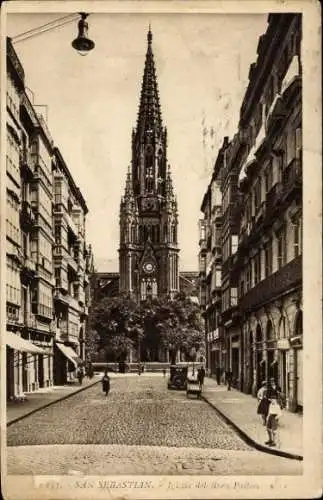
[212,182,221,206]
[254,178,262,213]
[246,262,252,291]
[293,216,302,257]
[286,127,301,166]
[264,160,273,194]
[264,239,273,277]
[54,225,61,245]
[239,279,245,298]
[230,287,238,306]
[246,196,252,222]
[231,235,238,254]
[277,229,286,269]
[254,252,261,284]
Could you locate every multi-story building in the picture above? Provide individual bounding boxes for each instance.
[236,13,302,411]
[220,132,246,390]
[52,147,90,384]
[5,38,92,398]
[198,14,302,412]
[199,138,226,376]
[6,38,55,399]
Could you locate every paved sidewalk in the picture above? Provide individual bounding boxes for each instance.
[7,376,101,425]
[202,377,303,460]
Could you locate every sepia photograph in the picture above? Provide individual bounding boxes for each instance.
[1,0,321,499]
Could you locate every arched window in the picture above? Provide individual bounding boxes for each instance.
[266,319,274,341]
[279,316,286,339]
[145,147,154,193]
[131,224,136,243]
[295,310,302,336]
[139,225,143,243]
[255,323,262,345]
[172,225,177,243]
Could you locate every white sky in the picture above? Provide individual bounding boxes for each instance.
[7,12,268,272]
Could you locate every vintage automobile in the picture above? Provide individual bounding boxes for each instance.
[167,364,188,390]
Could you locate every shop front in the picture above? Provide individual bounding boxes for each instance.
[54,341,83,385]
[6,330,48,399]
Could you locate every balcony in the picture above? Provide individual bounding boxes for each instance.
[20,201,36,230]
[20,256,37,285]
[20,151,34,180]
[68,295,81,311]
[54,290,69,305]
[55,277,69,293]
[264,182,283,221]
[25,316,38,329]
[282,158,302,202]
[66,253,78,273]
[240,255,302,312]
[199,239,207,251]
[266,94,286,133]
[66,213,78,238]
[31,154,52,191]
[281,55,301,97]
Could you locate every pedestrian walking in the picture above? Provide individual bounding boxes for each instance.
[257,380,269,425]
[77,367,84,385]
[226,370,232,391]
[101,369,110,396]
[265,377,283,447]
[216,366,221,385]
[197,366,206,389]
[138,363,142,376]
[162,368,166,377]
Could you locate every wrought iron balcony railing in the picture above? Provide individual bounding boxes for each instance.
[239,255,302,312]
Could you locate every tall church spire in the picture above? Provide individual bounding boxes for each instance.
[120,29,179,310]
[136,27,162,136]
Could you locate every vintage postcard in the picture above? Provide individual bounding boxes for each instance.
[1,0,322,499]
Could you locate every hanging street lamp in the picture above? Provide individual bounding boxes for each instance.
[72,13,95,56]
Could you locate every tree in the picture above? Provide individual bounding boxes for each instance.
[87,291,204,364]
[88,294,144,362]
[140,292,204,363]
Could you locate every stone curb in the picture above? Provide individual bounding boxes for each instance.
[201,394,303,462]
[7,379,101,427]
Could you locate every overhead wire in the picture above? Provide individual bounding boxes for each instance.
[12,14,79,44]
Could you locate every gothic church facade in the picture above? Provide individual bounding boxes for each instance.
[119,29,179,301]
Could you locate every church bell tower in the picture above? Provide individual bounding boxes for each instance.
[119,28,179,301]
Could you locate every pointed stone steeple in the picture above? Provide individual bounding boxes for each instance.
[121,166,138,215]
[119,28,180,306]
[136,27,162,137]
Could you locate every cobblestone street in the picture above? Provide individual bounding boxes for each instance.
[7,375,301,475]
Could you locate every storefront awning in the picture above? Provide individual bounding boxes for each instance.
[56,343,82,367]
[7,331,47,354]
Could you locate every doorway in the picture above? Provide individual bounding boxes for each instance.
[38,354,44,388]
[255,324,263,390]
[248,332,253,393]
[22,352,28,392]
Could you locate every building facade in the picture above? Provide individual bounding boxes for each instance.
[52,148,91,384]
[119,29,179,302]
[5,38,92,399]
[199,14,302,412]
[198,139,226,376]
